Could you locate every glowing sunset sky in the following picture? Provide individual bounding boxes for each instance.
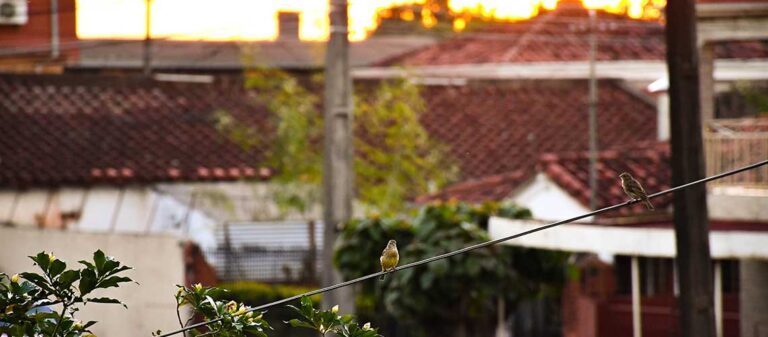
[76,0,664,42]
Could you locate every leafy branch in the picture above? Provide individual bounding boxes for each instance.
[159,284,380,337]
[287,297,380,337]
[0,250,134,337]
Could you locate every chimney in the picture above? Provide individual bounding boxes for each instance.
[277,12,300,40]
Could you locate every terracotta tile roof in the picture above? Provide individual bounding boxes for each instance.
[0,74,270,188]
[2,76,657,191]
[420,141,672,214]
[380,2,768,66]
[539,141,672,212]
[416,79,658,180]
[415,169,529,203]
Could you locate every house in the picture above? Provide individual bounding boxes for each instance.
[0,73,312,337]
[428,136,768,337]
[418,135,768,337]
[0,0,77,73]
[489,216,768,337]
[0,0,437,74]
[359,0,768,123]
[419,141,673,220]
[382,2,768,335]
[0,74,275,247]
[0,72,661,234]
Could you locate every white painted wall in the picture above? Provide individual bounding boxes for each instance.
[508,173,593,222]
[708,186,768,222]
[489,217,768,259]
[0,227,185,337]
[656,93,670,141]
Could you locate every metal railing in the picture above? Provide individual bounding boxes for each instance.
[705,132,768,187]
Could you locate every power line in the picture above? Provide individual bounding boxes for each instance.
[157,158,768,337]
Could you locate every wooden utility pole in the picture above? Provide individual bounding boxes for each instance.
[143,0,152,76]
[587,9,599,210]
[50,0,60,59]
[665,0,716,336]
[322,0,355,310]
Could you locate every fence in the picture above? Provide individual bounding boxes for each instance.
[705,132,768,187]
[205,220,324,283]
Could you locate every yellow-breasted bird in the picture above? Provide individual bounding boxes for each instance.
[619,172,654,210]
[379,240,399,281]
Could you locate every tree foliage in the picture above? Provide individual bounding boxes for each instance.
[355,79,456,212]
[163,284,381,337]
[334,201,570,337]
[165,283,272,337]
[215,69,456,215]
[287,297,381,337]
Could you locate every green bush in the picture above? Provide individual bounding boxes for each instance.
[334,201,568,337]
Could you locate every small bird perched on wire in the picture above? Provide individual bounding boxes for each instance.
[379,240,399,281]
[619,172,654,210]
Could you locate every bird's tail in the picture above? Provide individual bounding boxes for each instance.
[379,273,387,281]
[644,198,654,210]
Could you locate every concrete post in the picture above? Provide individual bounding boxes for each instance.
[740,259,768,337]
[632,256,642,337]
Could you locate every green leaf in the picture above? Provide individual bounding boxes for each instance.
[48,259,66,277]
[79,268,97,296]
[93,250,107,275]
[18,272,53,292]
[17,281,37,295]
[105,265,132,277]
[97,276,132,289]
[78,260,95,270]
[86,297,127,308]
[285,304,304,317]
[285,319,316,330]
[102,258,119,275]
[59,270,80,286]
[299,296,312,309]
[31,252,50,272]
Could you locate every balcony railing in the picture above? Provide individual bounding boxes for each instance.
[705,127,768,187]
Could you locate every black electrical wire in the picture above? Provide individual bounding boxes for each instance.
[158,158,768,337]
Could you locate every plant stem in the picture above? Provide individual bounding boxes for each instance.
[50,303,69,337]
[175,302,187,337]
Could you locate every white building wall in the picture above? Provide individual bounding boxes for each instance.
[708,186,768,222]
[508,173,593,222]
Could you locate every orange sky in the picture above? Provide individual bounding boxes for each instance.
[76,0,664,42]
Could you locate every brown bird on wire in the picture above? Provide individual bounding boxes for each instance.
[619,172,654,210]
[379,240,399,281]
